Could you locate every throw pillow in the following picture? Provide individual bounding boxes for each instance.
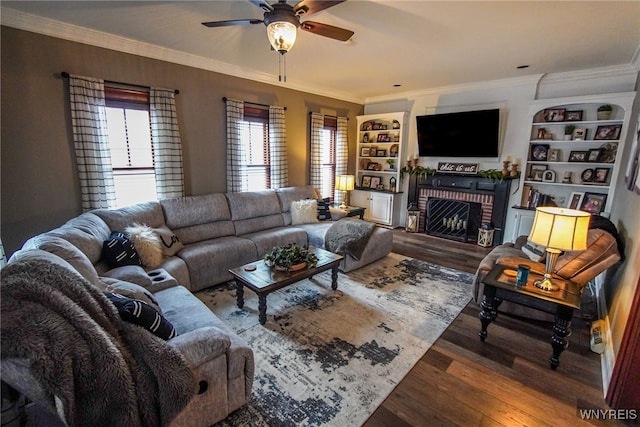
[291,199,319,225]
[153,225,184,256]
[100,277,162,313]
[125,223,164,269]
[316,197,332,221]
[105,292,177,340]
[522,241,546,262]
[102,231,142,269]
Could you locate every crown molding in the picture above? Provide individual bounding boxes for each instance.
[1,7,364,105]
[538,64,638,86]
[364,74,544,104]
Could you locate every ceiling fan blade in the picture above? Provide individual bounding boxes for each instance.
[249,0,274,12]
[294,0,345,16]
[300,21,354,41]
[202,19,263,28]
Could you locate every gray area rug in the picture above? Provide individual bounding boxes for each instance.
[196,252,473,427]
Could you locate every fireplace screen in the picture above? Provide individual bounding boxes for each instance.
[426,198,482,242]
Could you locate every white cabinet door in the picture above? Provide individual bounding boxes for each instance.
[350,190,371,221]
[369,193,393,225]
[513,209,535,242]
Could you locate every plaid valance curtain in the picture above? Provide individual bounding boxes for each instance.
[150,88,185,199]
[309,113,348,205]
[225,99,288,192]
[68,74,116,211]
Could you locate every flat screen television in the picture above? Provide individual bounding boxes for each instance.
[416,108,500,157]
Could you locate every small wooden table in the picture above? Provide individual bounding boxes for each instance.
[228,247,344,325]
[479,263,581,370]
[331,205,366,219]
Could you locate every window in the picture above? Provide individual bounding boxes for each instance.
[105,87,157,207]
[319,117,337,201]
[240,106,270,191]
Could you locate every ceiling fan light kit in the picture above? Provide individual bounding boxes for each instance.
[202,0,353,81]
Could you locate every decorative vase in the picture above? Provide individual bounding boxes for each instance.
[275,262,307,272]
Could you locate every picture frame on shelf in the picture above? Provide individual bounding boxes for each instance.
[370,176,381,189]
[362,133,369,143]
[359,158,371,170]
[361,175,372,188]
[594,168,610,183]
[543,108,566,122]
[376,149,387,157]
[565,110,583,121]
[361,122,373,131]
[548,149,560,162]
[367,162,381,171]
[594,125,622,140]
[377,133,389,142]
[581,168,594,182]
[530,144,549,161]
[568,192,585,209]
[580,193,607,215]
[389,144,399,157]
[542,170,556,182]
[360,147,370,157]
[588,149,601,162]
[568,151,589,162]
[529,164,547,181]
[572,128,587,140]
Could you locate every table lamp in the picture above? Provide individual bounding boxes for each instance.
[335,175,355,209]
[528,207,590,291]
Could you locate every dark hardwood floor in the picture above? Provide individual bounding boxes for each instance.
[364,229,626,427]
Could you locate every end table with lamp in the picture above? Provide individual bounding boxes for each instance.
[478,206,590,370]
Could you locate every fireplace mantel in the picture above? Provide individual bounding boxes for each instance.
[408,173,513,244]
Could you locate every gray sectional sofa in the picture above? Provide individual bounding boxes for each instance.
[2,185,392,426]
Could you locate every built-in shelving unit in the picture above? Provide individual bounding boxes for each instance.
[353,112,407,227]
[520,92,635,216]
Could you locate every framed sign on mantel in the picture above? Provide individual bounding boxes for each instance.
[437,162,479,175]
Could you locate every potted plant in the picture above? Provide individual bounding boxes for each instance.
[386,158,395,170]
[264,243,318,272]
[564,124,575,140]
[597,104,613,120]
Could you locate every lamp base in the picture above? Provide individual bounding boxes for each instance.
[339,190,349,209]
[534,276,559,291]
[339,203,348,209]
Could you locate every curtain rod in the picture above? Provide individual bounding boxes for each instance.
[61,72,179,94]
[222,97,286,111]
[308,112,348,120]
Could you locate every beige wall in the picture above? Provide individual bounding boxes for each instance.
[1,26,363,254]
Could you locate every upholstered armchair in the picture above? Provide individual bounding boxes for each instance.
[472,222,622,320]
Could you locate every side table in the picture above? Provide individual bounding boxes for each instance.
[479,263,582,370]
[330,205,366,219]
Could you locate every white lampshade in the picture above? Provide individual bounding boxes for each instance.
[267,21,297,54]
[335,175,355,191]
[529,207,590,251]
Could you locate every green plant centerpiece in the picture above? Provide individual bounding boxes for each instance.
[264,243,318,272]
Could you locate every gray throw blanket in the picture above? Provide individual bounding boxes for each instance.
[325,217,376,260]
[1,259,196,427]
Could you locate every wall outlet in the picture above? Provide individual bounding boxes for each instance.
[590,320,605,354]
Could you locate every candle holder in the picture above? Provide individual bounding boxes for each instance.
[502,161,510,176]
[510,163,519,177]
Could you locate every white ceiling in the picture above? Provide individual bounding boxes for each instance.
[2,1,640,103]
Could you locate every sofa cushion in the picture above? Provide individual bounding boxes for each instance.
[105,292,177,340]
[100,277,161,313]
[291,199,319,225]
[45,213,111,264]
[101,265,152,288]
[21,235,99,283]
[94,201,165,232]
[125,223,164,268]
[241,227,308,258]
[161,194,236,244]
[275,186,320,213]
[102,231,142,268]
[226,190,282,221]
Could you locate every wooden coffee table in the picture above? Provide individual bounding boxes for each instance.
[229,247,344,325]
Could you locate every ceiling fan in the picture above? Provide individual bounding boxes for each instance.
[202,0,354,55]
